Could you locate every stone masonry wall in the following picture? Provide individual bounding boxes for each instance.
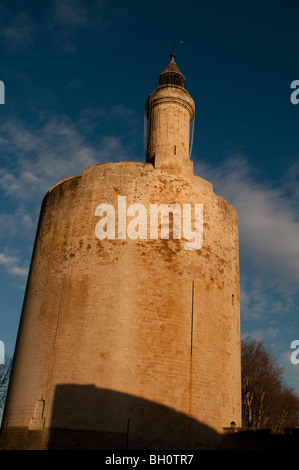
[1,161,241,449]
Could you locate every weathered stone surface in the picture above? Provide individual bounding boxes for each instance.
[1,161,241,449]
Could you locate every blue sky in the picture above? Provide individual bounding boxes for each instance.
[0,0,299,395]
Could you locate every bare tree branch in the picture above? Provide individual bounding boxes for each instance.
[242,338,299,432]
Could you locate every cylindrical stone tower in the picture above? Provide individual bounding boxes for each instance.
[0,55,241,450]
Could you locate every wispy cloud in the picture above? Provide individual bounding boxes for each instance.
[195,154,299,289]
[0,253,28,278]
[0,109,137,203]
[0,1,132,55]
[195,152,299,392]
[48,0,130,53]
[193,152,299,347]
[0,11,36,51]
[53,0,90,28]
[48,0,91,52]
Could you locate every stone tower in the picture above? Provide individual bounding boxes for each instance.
[0,54,241,450]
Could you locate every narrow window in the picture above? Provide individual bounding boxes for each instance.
[174,145,176,155]
[232,294,235,305]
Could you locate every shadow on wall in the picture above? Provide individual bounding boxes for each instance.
[48,385,221,450]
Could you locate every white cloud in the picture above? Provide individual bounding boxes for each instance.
[242,326,280,343]
[0,208,36,240]
[193,153,299,344]
[195,154,299,289]
[8,266,28,277]
[0,253,28,278]
[0,111,137,204]
[209,155,299,392]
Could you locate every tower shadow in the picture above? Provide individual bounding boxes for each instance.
[48,384,221,450]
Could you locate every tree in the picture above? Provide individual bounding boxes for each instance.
[241,337,299,432]
[0,355,12,423]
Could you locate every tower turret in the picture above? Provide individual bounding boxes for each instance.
[145,53,195,175]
